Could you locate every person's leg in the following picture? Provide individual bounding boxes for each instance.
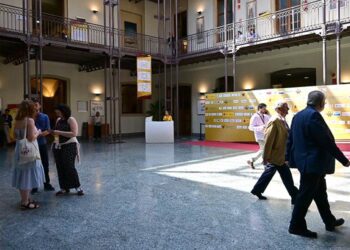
[251,164,277,198]
[39,144,50,185]
[290,174,320,230]
[4,125,10,143]
[94,125,98,139]
[248,140,265,168]
[313,176,337,227]
[19,190,39,209]
[277,164,298,203]
[96,125,101,139]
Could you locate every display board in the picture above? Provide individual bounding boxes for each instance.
[137,56,152,99]
[205,84,350,142]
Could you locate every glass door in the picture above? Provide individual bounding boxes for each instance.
[276,0,301,34]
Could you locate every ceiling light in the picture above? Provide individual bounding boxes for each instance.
[304,76,309,79]
[286,73,292,76]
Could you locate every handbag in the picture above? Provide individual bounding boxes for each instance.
[17,118,41,165]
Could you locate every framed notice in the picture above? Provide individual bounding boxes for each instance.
[197,99,205,115]
[90,100,104,116]
[77,101,88,113]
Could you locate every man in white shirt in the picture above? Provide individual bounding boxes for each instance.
[247,103,270,169]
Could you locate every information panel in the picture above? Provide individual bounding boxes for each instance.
[205,85,350,142]
[137,56,152,99]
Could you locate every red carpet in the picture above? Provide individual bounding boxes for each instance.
[185,141,350,156]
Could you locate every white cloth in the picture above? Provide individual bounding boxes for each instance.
[248,112,271,141]
[53,137,80,164]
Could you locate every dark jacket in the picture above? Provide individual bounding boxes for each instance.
[286,106,348,175]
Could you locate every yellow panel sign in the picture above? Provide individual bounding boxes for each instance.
[137,56,152,99]
[205,85,350,142]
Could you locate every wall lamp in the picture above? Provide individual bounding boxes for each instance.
[197,11,202,16]
[199,92,206,99]
[92,9,98,14]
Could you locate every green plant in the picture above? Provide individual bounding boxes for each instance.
[146,100,164,121]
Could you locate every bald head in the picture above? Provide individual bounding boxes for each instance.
[307,90,326,112]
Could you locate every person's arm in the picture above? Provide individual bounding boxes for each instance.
[285,116,295,163]
[41,115,51,136]
[263,120,277,164]
[54,117,78,138]
[308,112,349,166]
[248,115,265,132]
[27,118,41,142]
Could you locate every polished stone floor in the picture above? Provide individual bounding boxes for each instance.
[0,138,350,249]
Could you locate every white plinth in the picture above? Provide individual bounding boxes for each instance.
[145,118,174,143]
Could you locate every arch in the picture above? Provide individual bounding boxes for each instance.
[270,68,316,88]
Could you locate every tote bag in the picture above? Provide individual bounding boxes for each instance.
[17,118,41,165]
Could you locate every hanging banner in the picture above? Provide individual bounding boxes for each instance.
[205,84,350,142]
[137,56,152,99]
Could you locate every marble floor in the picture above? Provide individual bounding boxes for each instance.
[0,138,350,250]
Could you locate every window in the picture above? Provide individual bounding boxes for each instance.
[122,84,143,114]
[217,0,233,27]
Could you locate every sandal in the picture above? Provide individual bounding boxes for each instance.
[21,201,39,210]
[56,189,70,196]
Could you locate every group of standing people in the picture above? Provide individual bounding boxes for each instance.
[12,99,83,210]
[248,91,350,238]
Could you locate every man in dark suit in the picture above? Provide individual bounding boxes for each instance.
[287,90,350,238]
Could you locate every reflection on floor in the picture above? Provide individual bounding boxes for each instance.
[0,138,349,249]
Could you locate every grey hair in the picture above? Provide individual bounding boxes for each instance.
[307,90,325,107]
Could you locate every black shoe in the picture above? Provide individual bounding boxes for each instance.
[76,188,84,196]
[288,228,318,238]
[247,160,255,169]
[31,188,38,195]
[44,184,55,191]
[325,218,345,231]
[251,191,267,200]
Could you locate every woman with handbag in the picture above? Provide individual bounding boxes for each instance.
[12,100,45,210]
[52,104,84,196]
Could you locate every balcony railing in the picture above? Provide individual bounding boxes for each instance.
[0,1,349,59]
[178,0,350,56]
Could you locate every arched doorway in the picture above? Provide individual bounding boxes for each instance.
[31,76,68,128]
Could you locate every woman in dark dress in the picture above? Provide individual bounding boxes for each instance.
[52,104,84,196]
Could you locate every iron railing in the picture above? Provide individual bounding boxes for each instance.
[0,1,349,58]
[178,0,350,56]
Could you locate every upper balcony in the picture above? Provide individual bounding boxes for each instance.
[0,1,349,63]
[178,0,350,61]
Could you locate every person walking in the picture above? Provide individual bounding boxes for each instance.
[31,98,55,194]
[12,100,45,209]
[287,90,350,238]
[52,104,84,196]
[247,103,270,169]
[251,100,298,202]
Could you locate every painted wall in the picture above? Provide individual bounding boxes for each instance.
[187,0,215,35]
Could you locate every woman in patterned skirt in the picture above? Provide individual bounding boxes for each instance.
[52,104,84,196]
[12,100,45,209]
